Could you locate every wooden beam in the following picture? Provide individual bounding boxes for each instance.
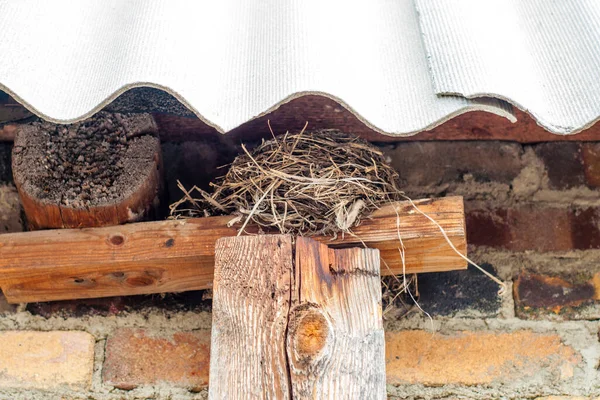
[0,196,466,303]
[5,96,600,144]
[0,124,17,142]
[0,103,32,126]
[208,235,385,399]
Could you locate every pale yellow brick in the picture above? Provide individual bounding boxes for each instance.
[386,330,580,386]
[536,397,600,400]
[0,331,95,390]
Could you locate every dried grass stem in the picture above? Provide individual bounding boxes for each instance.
[170,129,404,236]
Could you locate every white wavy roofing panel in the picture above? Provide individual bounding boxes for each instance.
[0,0,513,136]
[416,0,600,134]
[5,0,600,136]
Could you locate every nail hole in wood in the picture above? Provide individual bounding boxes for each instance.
[74,278,85,284]
[165,238,175,248]
[109,235,125,246]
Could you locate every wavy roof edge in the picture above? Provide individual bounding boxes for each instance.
[1,0,598,136]
[0,83,520,137]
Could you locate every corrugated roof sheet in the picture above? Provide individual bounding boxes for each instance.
[416,0,600,134]
[0,0,596,136]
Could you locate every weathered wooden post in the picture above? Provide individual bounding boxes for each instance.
[209,235,386,399]
[12,113,163,229]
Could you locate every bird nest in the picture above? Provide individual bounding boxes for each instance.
[170,129,404,236]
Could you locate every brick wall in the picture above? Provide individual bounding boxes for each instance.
[2,133,600,398]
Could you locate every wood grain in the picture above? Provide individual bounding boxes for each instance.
[0,197,466,303]
[209,235,293,399]
[288,237,386,399]
[209,235,385,399]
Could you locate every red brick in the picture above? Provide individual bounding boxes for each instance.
[570,208,600,250]
[582,143,600,188]
[507,207,572,252]
[468,206,600,252]
[103,328,210,390]
[514,272,600,318]
[534,142,585,189]
[0,331,95,390]
[385,141,524,186]
[466,206,573,252]
[386,330,579,386]
[466,209,510,248]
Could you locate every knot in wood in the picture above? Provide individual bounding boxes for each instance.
[292,308,330,359]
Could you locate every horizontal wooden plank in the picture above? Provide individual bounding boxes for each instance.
[0,197,466,303]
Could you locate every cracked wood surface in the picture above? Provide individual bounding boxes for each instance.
[11,115,162,229]
[209,235,385,400]
[288,237,385,399]
[209,235,292,399]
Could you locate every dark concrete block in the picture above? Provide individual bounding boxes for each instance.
[416,263,501,317]
[0,142,12,183]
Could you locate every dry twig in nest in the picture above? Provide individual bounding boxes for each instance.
[170,128,404,236]
[381,274,419,318]
[170,126,505,318]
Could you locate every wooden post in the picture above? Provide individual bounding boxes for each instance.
[12,114,163,229]
[209,235,385,399]
[209,235,293,399]
[289,237,385,399]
